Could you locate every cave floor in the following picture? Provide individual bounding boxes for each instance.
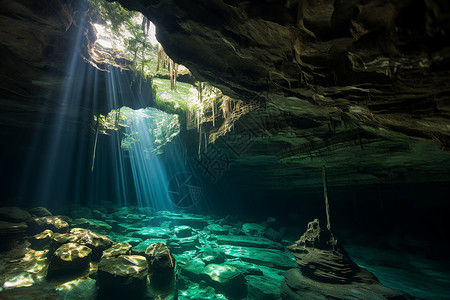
[0,205,449,299]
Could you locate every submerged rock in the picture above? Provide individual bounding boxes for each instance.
[0,207,31,223]
[167,234,199,254]
[0,284,59,299]
[145,242,176,295]
[282,219,413,299]
[101,242,131,259]
[216,235,284,250]
[97,255,148,295]
[28,216,69,234]
[132,239,167,255]
[108,234,142,246]
[197,247,226,264]
[205,224,230,235]
[28,207,52,217]
[28,229,53,250]
[151,212,209,229]
[71,218,112,235]
[220,245,297,270]
[174,225,193,238]
[0,221,28,251]
[247,275,282,300]
[200,264,247,299]
[131,227,171,240]
[176,254,205,280]
[242,223,266,237]
[47,243,92,278]
[52,228,113,261]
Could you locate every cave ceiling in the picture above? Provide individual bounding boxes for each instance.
[1,0,450,189]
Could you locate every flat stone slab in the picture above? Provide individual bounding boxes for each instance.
[71,218,112,235]
[108,234,142,246]
[220,245,297,270]
[132,239,167,255]
[150,212,209,229]
[247,275,282,300]
[131,227,171,239]
[200,264,247,299]
[216,235,284,250]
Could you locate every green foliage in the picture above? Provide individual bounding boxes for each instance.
[94,107,180,154]
[88,0,157,79]
[88,0,136,33]
[93,109,127,134]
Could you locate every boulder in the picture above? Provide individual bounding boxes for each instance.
[242,223,266,237]
[200,264,247,299]
[145,242,176,295]
[0,207,31,222]
[197,247,226,264]
[0,221,28,251]
[97,255,148,295]
[101,242,132,259]
[71,218,112,235]
[174,225,193,238]
[52,228,113,261]
[205,224,230,235]
[167,235,199,254]
[28,207,52,217]
[28,229,53,250]
[27,216,69,235]
[47,243,92,278]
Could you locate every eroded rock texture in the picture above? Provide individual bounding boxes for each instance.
[0,0,450,189]
[117,0,450,142]
[283,219,413,299]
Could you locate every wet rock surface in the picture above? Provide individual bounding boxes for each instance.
[97,255,148,295]
[52,228,113,261]
[145,242,176,296]
[28,216,69,235]
[282,219,413,299]
[0,207,31,223]
[0,222,28,251]
[0,204,441,299]
[28,207,52,217]
[47,243,92,278]
[27,229,53,250]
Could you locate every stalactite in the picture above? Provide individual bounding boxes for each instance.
[91,117,100,172]
[198,124,202,158]
[322,165,331,231]
[212,100,215,127]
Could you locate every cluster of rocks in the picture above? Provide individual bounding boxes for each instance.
[69,202,299,299]
[0,204,413,299]
[0,206,177,299]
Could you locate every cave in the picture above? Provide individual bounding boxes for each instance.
[0,0,449,299]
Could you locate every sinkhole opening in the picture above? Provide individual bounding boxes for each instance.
[93,106,180,155]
